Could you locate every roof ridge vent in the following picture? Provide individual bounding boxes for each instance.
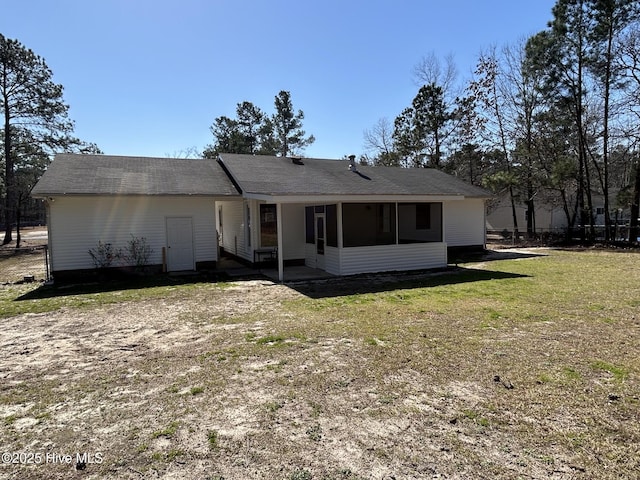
[290,156,304,165]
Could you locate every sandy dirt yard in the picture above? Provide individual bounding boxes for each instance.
[0,279,320,479]
[1,278,460,480]
[1,246,638,479]
[0,227,49,284]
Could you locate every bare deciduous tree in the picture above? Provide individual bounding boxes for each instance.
[412,51,458,94]
[363,117,399,166]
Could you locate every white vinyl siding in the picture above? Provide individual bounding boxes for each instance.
[307,242,446,275]
[323,247,341,275]
[444,199,486,247]
[336,243,447,276]
[48,195,217,273]
[280,204,306,261]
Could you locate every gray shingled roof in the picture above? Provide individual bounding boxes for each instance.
[32,154,240,197]
[218,154,491,198]
[32,153,492,199]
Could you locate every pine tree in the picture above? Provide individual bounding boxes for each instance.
[272,91,315,157]
[0,34,81,244]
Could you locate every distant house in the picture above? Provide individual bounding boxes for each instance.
[32,153,491,281]
[486,193,568,235]
[486,190,632,238]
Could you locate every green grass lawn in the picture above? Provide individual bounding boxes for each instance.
[1,248,639,479]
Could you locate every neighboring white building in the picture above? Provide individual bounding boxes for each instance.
[486,191,632,237]
[32,153,491,281]
[486,193,568,235]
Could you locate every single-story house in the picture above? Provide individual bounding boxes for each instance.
[32,153,491,281]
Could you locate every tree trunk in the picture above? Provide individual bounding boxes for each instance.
[15,200,21,249]
[509,185,519,242]
[3,107,13,245]
[526,158,536,239]
[526,197,536,239]
[433,127,441,168]
[629,159,640,243]
[576,97,596,242]
[574,4,596,242]
[578,154,586,242]
[601,25,613,243]
[584,150,595,240]
[561,188,573,241]
[490,70,518,241]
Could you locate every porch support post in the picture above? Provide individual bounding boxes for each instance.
[276,202,284,282]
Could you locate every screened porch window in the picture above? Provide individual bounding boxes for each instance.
[326,204,338,247]
[342,203,396,247]
[305,207,314,244]
[398,202,442,243]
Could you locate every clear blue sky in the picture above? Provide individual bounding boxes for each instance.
[2,0,557,160]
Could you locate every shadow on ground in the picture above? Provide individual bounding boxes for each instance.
[287,267,530,299]
[450,248,547,264]
[14,266,529,302]
[14,271,226,301]
[15,247,538,302]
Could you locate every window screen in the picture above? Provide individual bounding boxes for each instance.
[342,203,396,247]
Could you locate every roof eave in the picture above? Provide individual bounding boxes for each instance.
[32,192,241,198]
[241,192,472,203]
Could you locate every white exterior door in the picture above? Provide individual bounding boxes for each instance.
[166,217,195,271]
